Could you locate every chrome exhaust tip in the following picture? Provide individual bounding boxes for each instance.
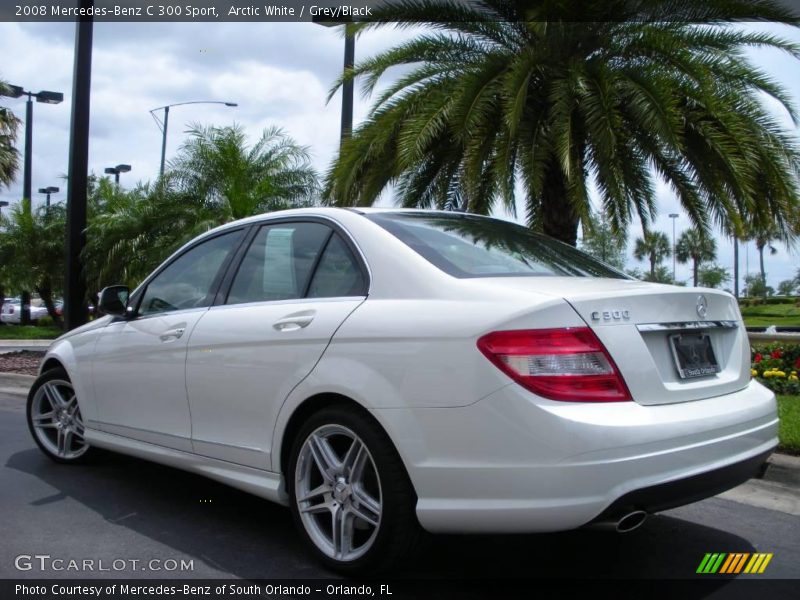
[615,510,648,533]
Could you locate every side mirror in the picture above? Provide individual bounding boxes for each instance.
[97,285,130,317]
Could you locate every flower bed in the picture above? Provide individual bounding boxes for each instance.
[751,342,800,395]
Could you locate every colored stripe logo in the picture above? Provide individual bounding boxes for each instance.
[696,553,773,574]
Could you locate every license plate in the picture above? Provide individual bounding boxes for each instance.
[670,333,720,379]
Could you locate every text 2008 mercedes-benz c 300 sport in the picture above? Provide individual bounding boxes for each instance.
[28,208,777,572]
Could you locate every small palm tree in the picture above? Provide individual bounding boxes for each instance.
[85,124,321,292]
[634,231,671,281]
[676,228,717,287]
[324,0,800,246]
[0,199,66,327]
[170,124,319,221]
[0,79,21,188]
[750,223,781,300]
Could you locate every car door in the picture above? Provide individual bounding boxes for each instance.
[185,220,368,469]
[91,228,245,451]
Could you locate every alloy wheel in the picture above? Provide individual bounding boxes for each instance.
[294,424,382,562]
[30,379,89,460]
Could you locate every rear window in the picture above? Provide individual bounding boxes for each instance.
[366,212,628,279]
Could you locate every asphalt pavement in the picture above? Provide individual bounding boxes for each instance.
[0,383,798,592]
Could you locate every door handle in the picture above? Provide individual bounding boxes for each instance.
[273,313,315,331]
[159,327,186,341]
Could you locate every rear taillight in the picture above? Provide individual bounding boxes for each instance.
[477,328,631,402]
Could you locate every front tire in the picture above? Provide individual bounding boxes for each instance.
[27,367,93,463]
[287,405,420,574]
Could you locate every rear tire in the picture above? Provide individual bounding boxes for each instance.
[26,367,94,464]
[287,405,420,574]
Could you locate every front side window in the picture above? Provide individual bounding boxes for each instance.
[366,212,628,279]
[139,229,243,316]
[227,222,332,304]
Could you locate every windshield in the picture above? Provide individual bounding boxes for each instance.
[366,212,629,279]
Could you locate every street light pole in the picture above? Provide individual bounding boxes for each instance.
[669,213,679,283]
[313,17,355,146]
[104,164,131,186]
[150,100,237,177]
[38,186,59,210]
[7,85,64,325]
[65,1,94,330]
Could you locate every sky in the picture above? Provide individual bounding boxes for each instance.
[0,20,798,291]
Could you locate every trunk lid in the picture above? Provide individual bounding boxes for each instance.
[478,277,749,405]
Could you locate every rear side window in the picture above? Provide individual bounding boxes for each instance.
[307,234,366,298]
[366,213,628,279]
[227,223,331,304]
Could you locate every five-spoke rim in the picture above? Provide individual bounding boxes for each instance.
[295,424,382,562]
[30,379,88,460]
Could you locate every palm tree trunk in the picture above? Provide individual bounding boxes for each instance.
[540,170,579,246]
[650,256,656,279]
[758,244,766,299]
[693,259,699,287]
[733,239,739,298]
[36,284,63,329]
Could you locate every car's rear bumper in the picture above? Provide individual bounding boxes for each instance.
[372,379,778,533]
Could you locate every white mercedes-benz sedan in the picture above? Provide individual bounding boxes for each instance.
[28,208,777,572]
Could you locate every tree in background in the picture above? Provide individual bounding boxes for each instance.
[744,273,773,298]
[324,0,800,248]
[0,199,65,327]
[0,79,22,319]
[777,279,796,296]
[698,264,731,289]
[0,79,20,188]
[84,124,320,295]
[579,214,627,270]
[170,124,319,221]
[749,221,781,300]
[676,228,717,287]
[633,231,671,280]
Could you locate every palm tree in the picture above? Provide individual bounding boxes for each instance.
[676,228,717,287]
[170,124,319,221]
[0,199,66,327]
[85,125,320,292]
[633,231,671,281]
[324,0,800,247]
[0,79,21,188]
[748,222,781,300]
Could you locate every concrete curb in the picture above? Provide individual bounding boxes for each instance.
[0,340,52,347]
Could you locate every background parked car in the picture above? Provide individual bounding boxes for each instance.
[0,299,49,324]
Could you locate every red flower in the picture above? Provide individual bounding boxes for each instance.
[771,349,783,359]
[754,354,763,363]
[795,357,800,369]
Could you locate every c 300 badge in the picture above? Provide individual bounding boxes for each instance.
[590,309,630,322]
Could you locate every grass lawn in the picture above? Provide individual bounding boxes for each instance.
[740,302,800,328]
[0,325,62,340]
[777,395,800,455]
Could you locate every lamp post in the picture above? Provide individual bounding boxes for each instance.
[313,17,355,146]
[150,101,237,176]
[38,186,60,209]
[104,164,131,186]
[669,213,679,283]
[7,84,63,325]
